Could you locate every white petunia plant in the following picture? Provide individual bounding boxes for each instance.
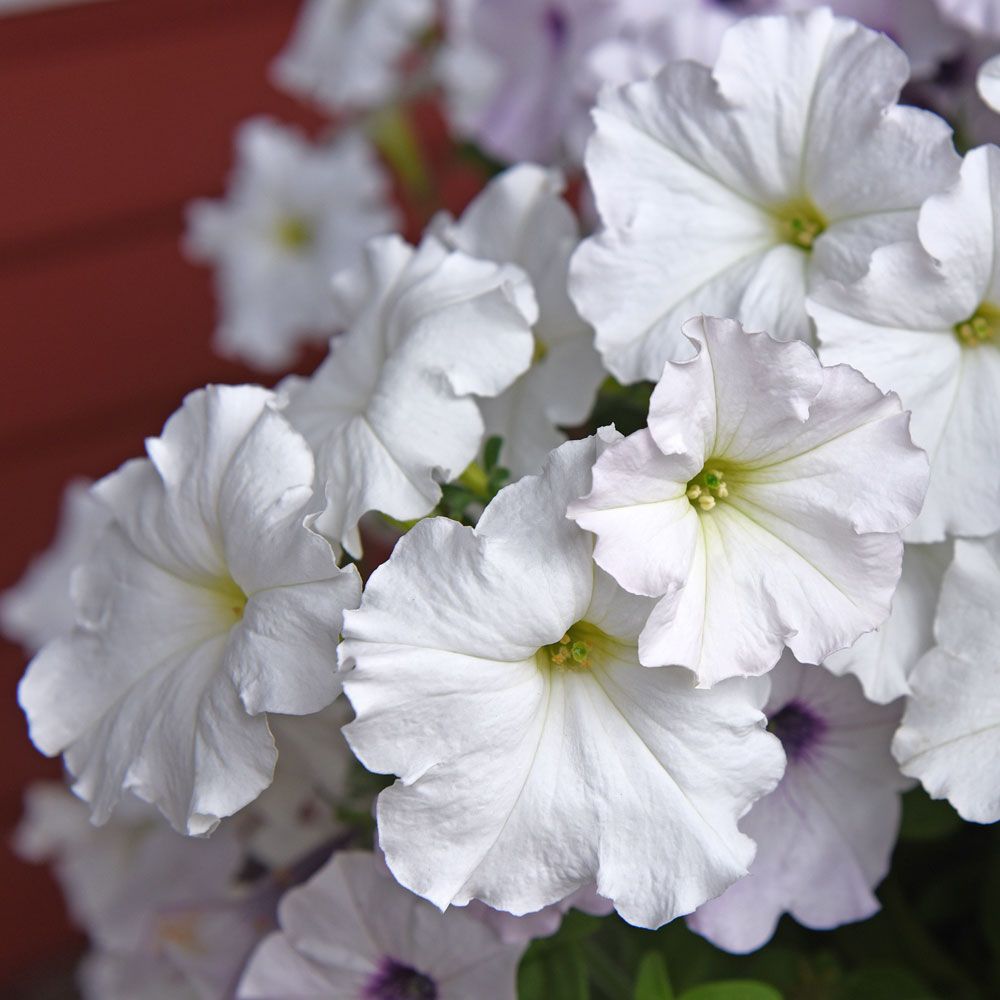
[8,5,1000,999]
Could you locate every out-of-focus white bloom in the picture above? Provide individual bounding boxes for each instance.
[433,164,605,478]
[571,9,959,382]
[15,783,242,953]
[18,782,273,999]
[341,432,784,929]
[282,234,536,555]
[185,118,396,371]
[19,386,362,835]
[240,703,355,868]
[568,317,928,687]
[978,52,1000,111]
[893,534,1000,823]
[273,0,435,113]
[937,0,1000,36]
[810,145,1000,542]
[0,479,109,653]
[824,543,951,704]
[688,655,907,953]
[439,0,638,164]
[238,850,525,999]
[465,885,613,944]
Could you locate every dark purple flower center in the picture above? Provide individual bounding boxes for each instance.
[767,699,826,763]
[364,958,438,1000]
[543,5,569,49]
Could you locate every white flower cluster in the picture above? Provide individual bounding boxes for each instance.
[8,4,1000,998]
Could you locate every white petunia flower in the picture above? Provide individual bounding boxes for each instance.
[272,0,435,113]
[15,783,243,954]
[570,8,960,382]
[809,145,1000,542]
[893,533,1000,823]
[438,0,640,164]
[824,543,951,704]
[688,654,907,953]
[340,432,784,929]
[185,118,397,371]
[238,850,525,999]
[433,164,606,478]
[18,385,362,835]
[978,53,1000,112]
[282,233,537,556]
[0,478,109,653]
[567,316,928,687]
[239,702,355,868]
[937,0,1000,36]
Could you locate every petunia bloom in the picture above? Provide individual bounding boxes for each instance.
[282,233,537,556]
[185,118,396,371]
[432,163,606,478]
[19,385,362,835]
[0,478,109,654]
[238,850,525,999]
[893,533,1000,823]
[809,145,1000,541]
[823,543,951,705]
[272,0,435,113]
[340,432,784,929]
[688,654,908,953]
[570,8,960,382]
[567,316,928,687]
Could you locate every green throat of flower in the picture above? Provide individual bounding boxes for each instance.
[540,621,613,673]
[275,215,315,252]
[773,199,827,251]
[216,576,248,623]
[954,302,1000,347]
[687,464,730,512]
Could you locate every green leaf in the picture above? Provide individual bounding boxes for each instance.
[518,939,590,1000]
[833,965,932,1000]
[899,787,962,841]
[484,435,503,471]
[634,952,674,1000]
[678,981,783,1000]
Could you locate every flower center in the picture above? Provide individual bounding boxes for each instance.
[274,215,314,252]
[686,465,729,511]
[215,576,248,623]
[364,959,437,1000]
[767,699,826,763]
[532,335,549,364]
[541,621,614,672]
[773,198,826,250]
[543,5,569,49]
[954,301,1000,347]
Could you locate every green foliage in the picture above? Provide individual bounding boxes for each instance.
[634,953,673,1000]
[678,981,782,1000]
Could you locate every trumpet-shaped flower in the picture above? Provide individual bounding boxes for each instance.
[937,0,1000,36]
[433,164,606,477]
[282,234,536,555]
[185,118,396,371]
[810,145,1000,541]
[688,654,907,953]
[893,533,1000,823]
[568,317,928,687]
[340,432,784,928]
[824,543,951,704]
[238,850,525,999]
[0,478,109,653]
[571,8,959,382]
[272,0,435,112]
[18,386,362,835]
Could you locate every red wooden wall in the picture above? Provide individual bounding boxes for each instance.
[0,0,324,987]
